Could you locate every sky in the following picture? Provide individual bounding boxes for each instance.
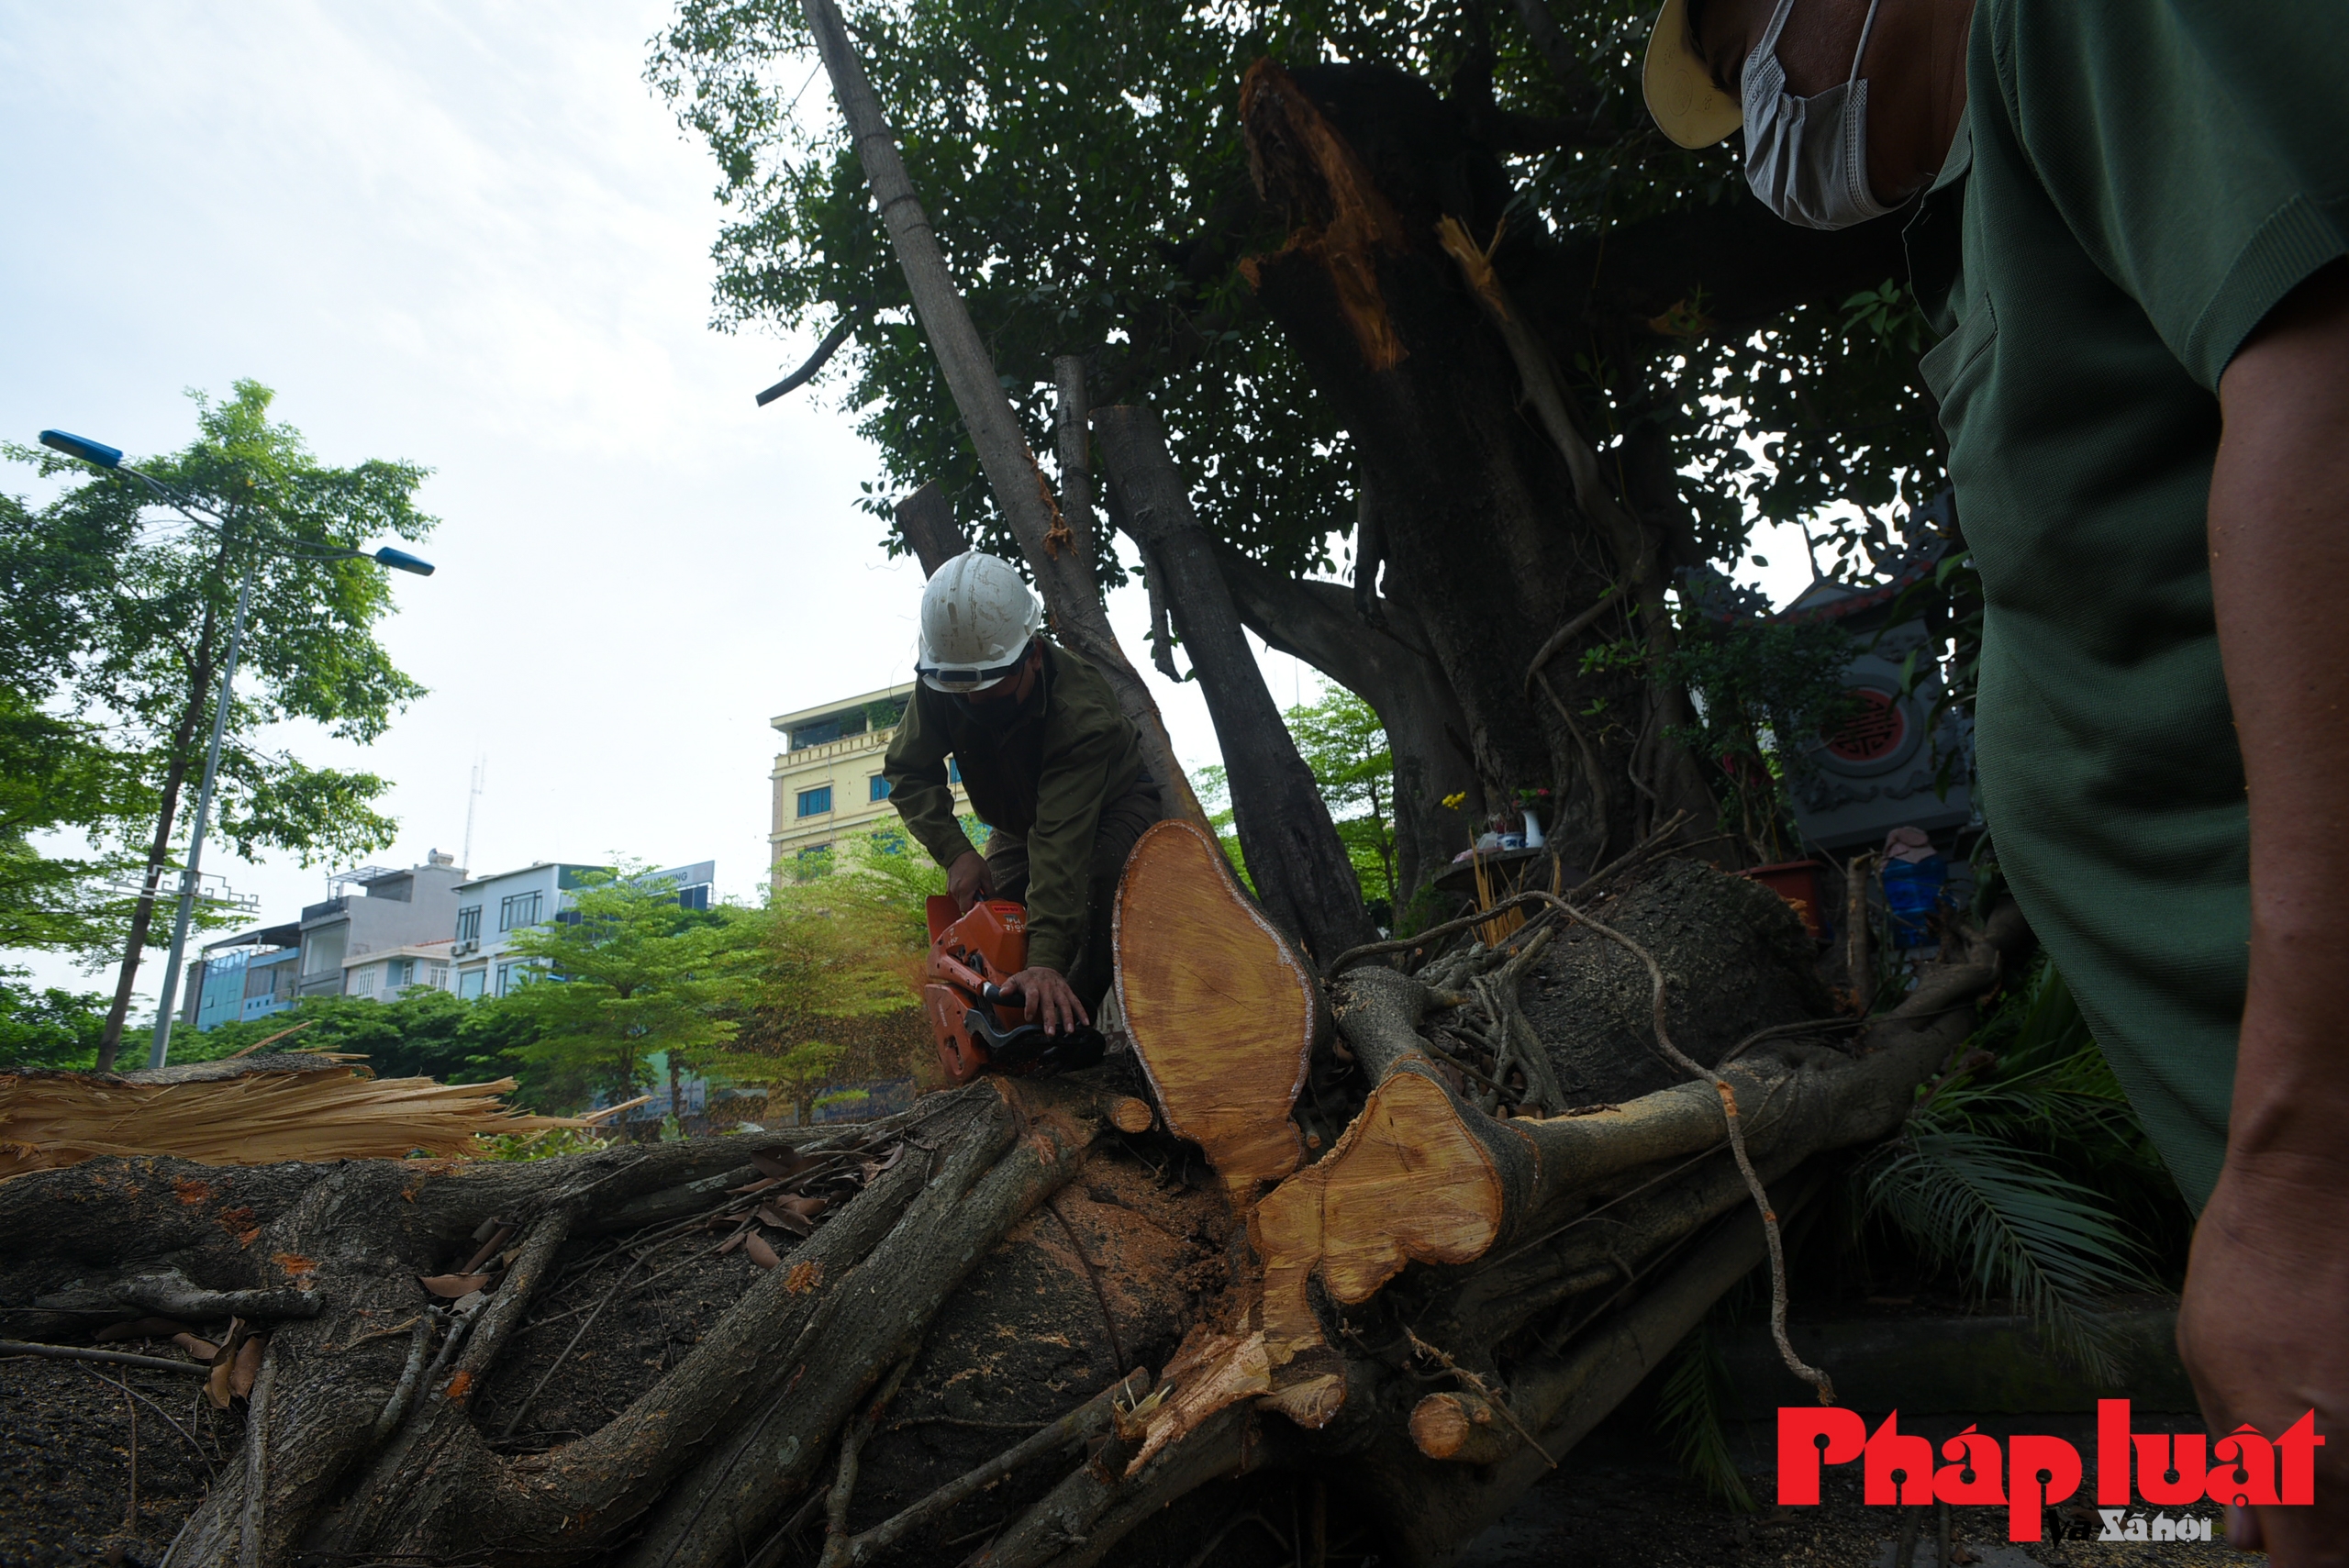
[0,0,1810,1019]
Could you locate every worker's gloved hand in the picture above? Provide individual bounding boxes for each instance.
[997,966,1087,1036]
[2177,1150,2349,1563]
[947,850,994,913]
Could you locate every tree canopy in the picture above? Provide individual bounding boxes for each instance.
[5,381,435,1062]
[650,0,1943,585]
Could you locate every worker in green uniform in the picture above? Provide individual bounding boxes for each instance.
[883,550,1159,1038]
[1645,1,2347,1552]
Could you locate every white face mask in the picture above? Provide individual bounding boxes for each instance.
[1741,0,1890,230]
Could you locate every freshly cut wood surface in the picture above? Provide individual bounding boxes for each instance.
[1252,1070,1504,1376]
[0,1055,580,1178]
[1409,1391,1516,1464]
[1113,818,1318,1195]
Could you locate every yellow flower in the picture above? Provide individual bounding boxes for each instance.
[1441,792,1466,811]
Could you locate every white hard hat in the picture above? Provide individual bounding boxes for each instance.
[916,551,1043,693]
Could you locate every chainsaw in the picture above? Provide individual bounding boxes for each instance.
[922,895,1106,1084]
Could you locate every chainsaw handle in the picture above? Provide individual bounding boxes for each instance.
[981,980,1012,1006]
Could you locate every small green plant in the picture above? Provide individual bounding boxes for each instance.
[478,1124,616,1162]
[1653,1314,1757,1511]
[1847,959,2183,1377]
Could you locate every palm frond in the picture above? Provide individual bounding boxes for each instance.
[1653,1316,1757,1511]
[1854,1127,2159,1379]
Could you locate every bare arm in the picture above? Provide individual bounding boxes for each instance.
[2187,259,2349,1562]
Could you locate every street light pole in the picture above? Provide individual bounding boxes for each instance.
[146,563,255,1068]
[38,428,435,1069]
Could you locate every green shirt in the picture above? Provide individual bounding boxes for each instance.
[1906,0,2347,1207]
[882,639,1144,974]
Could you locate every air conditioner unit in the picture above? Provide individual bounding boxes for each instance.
[452,940,478,956]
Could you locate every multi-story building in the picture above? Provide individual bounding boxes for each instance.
[769,683,969,879]
[180,855,719,1024]
[182,852,467,1029]
[294,853,471,999]
[450,860,715,999]
[341,939,456,1001]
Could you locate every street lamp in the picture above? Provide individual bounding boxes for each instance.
[39,428,437,1068]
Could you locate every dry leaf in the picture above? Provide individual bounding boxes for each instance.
[754,1204,814,1238]
[749,1149,804,1181]
[717,1230,748,1255]
[743,1233,782,1270]
[206,1359,233,1409]
[420,1273,492,1298]
[726,1174,783,1196]
[172,1332,222,1362]
[229,1336,265,1398]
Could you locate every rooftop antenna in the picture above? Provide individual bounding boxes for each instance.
[462,754,486,873]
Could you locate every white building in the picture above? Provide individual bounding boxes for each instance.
[183,851,467,1029]
[450,860,716,998]
[340,939,456,1001]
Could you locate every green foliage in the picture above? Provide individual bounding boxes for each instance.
[1653,1315,1758,1512]
[1849,959,2186,1377]
[3,384,432,1030]
[648,0,1943,594]
[497,866,759,1111]
[757,1040,851,1127]
[1282,682,1396,906]
[0,688,151,953]
[479,1124,619,1162]
[1659,610,1857,860]
[0,968,113,1069]
[1192,764,1252,894]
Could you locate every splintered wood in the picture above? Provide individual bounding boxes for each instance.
[1113,819,1318,1197]
[1248,1069,1503,1422]
[0,1053,583,1179]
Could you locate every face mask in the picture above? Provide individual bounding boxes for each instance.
[955,670,1041,735]
[1741,0,1890,231]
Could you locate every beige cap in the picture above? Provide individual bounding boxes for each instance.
[1643,0,1743,150]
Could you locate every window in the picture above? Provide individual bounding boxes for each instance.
[947,758,962,784]
[457,968,485,999]
[349,965,375,995]
[303,923,347,977]
[428,962,449,989]
[455,906,482,941]
[797,785,833,818]
[499,890,543,931]
[387,958,413,988]
[869,774,891,802]
[676,884,709,911]
[495,962,520,996]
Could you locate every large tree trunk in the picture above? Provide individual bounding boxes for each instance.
[1212,538,1480,911]
[1094,403,1375,961]
[3,835,2027,1568]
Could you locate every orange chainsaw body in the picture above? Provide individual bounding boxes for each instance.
[922,895,1104,1084]
[924,896,1031,1084]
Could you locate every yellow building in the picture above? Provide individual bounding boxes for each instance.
[769,682,972,878]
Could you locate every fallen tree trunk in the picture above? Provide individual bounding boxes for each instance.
[0,848,2026,1568]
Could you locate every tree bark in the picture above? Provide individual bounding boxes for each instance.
[97,580,226,1070]
[1095,404,1375,959]
[1212,543,1479,907]
[1237,61,1639,869]
[4,868,2027,1568]
[892,482,968,578]
[801,0,1204,829]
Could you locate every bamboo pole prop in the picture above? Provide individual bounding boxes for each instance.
[800,0,1204,827]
